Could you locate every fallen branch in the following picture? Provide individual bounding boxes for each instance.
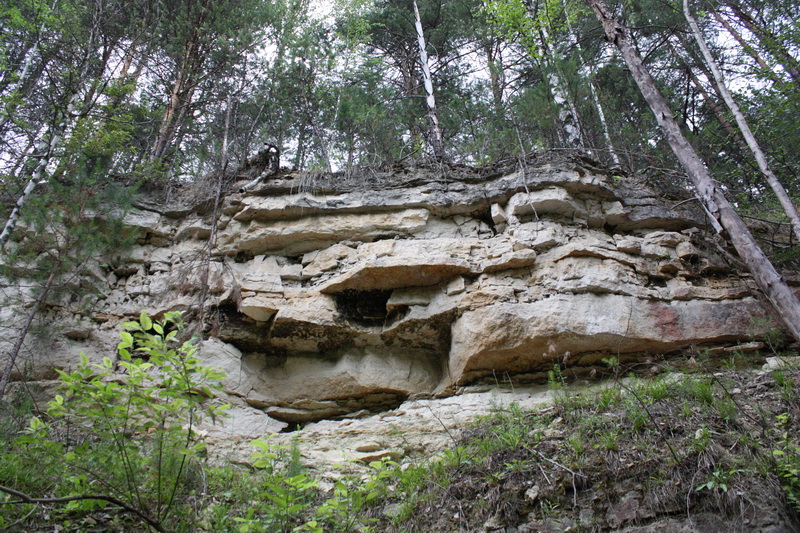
[239,143,279,193]
[0,484,164,532]
[529,447,586,507]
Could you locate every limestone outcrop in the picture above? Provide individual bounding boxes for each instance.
[1,152,791,434]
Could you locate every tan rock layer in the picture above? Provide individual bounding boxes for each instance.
[1,153,788,432]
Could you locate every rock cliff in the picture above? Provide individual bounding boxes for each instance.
[0,152,790,446]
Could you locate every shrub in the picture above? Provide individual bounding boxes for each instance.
[3,311,228,531]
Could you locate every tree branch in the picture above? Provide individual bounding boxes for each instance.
[0,484,164,532]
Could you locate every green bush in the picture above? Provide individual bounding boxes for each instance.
[2,311,228,531]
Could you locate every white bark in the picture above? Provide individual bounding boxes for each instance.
[0,90,83,251]
[684,0,800,240]
[561,0,622,168]
[587,0,800,342]
[0,43,38,131]
[560,0,620,166]
[239,175,267,193]
[538,24,584,149]
[0,0,57,130]
[413,0,445,160]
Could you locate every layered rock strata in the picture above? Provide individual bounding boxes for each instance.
[0,153,789,432]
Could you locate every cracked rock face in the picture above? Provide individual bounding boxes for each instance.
[1,153,790,434]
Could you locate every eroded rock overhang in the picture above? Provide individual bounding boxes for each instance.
[10,153,790,427]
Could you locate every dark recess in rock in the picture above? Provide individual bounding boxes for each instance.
[333,289,392,326]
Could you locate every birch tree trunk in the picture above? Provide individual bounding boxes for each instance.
[560,0,619,166]
[412,0,445,161]
[684,0,800,240]
[710,10,797,101]
[586,0,800,342]
[537,24,584,149]
[723,2,800,88]
[0,43,39,133]
[0,0,58,132]
[0,89,83,251]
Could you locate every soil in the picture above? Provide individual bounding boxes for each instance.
[379,360,800,532]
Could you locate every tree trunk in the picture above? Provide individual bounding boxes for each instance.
[149,0,211,162]
[685,0,800,240]
[560,0,619,166]
[0,43,39,132]
[0,0,58,132]
[0,89,83,251]
[150,64,187,161]
[585,0,800,342]
[676,48,745,147]
[484,39,505,114]
[396,51,423,150]
[536,23,585,149]
[294,123,307,170]
[412,0,445,161]
[301,90,332,173]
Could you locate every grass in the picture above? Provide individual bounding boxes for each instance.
[379,363,800,532]
[1,361,799,531]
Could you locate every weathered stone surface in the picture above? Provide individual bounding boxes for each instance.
[232,385,557,470]
[506,187,585,220]
[217,208,429,256]
[199,337,441,422]
[2,152,790,438]
[198,402,288,439]
[447,294,778,384]
[122,208,169,238]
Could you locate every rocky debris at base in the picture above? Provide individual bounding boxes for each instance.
[204,384,555,472]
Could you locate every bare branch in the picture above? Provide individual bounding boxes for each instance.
[0,484,164,532]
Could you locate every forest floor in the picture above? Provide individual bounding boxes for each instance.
[372,353,800,532]
[2,351,799,532]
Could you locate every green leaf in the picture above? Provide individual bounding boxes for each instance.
[122,320,142,332]
[118,331,134,348]
[28,417,45,431]
[139,311,152,331]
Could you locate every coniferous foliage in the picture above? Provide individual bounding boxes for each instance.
[1,0,798,183]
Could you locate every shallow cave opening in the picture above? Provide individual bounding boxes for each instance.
[333,289,392,326]
[233,249,255,263]
[278,421,305,433]
[646,276,668,288]
[473,207,496,234]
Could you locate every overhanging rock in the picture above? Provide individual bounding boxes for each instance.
[1,152,791,430]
